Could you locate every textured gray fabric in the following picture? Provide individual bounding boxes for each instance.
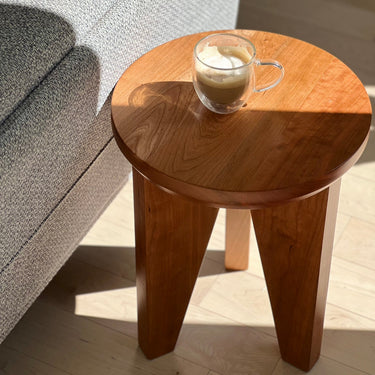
[0,45,101,271]
[2,0,239,111]
[0,138,130,343]
[80,0,240,110]
[0,4,75,123]
[4,0,118,40]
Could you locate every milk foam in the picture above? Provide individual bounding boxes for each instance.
[198,46,251,69]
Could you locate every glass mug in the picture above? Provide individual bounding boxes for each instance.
[192,33,284,114]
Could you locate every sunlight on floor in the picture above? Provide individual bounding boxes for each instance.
[75,288,137,321]
[72,278,375,333]
[365,85,375,97]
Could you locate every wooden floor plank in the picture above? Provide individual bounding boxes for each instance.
[0,346,71,375]
[1,301,210,375]
[271,355,369,375]
[176,304,280,375]
[323,303,375,374]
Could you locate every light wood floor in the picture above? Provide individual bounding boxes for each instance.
[1,1,375,374]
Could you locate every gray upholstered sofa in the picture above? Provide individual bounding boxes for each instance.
[0,0,239,343]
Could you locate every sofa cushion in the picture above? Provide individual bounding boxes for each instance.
[0,4,76,124]
[0,45,101,272]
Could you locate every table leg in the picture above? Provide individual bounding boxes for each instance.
[225,209,251,270]
[132,168,218,359]
[251,180,341,371]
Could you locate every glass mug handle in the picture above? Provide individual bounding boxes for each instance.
[253,59,284,93]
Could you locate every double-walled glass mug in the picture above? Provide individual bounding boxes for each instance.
[192,33,284,114]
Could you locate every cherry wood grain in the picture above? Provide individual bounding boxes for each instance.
[112,30,372,208]
[252,180,341,371]
[225,209,251,270]
[132,168,218,358]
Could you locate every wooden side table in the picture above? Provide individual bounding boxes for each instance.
[111,30,372,371]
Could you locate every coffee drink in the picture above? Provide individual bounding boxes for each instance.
[193,33,284,114]
[195,46,251,104]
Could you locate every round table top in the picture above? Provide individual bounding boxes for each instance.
[112,30,372,208]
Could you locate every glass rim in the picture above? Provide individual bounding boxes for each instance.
[194,33,257,71]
